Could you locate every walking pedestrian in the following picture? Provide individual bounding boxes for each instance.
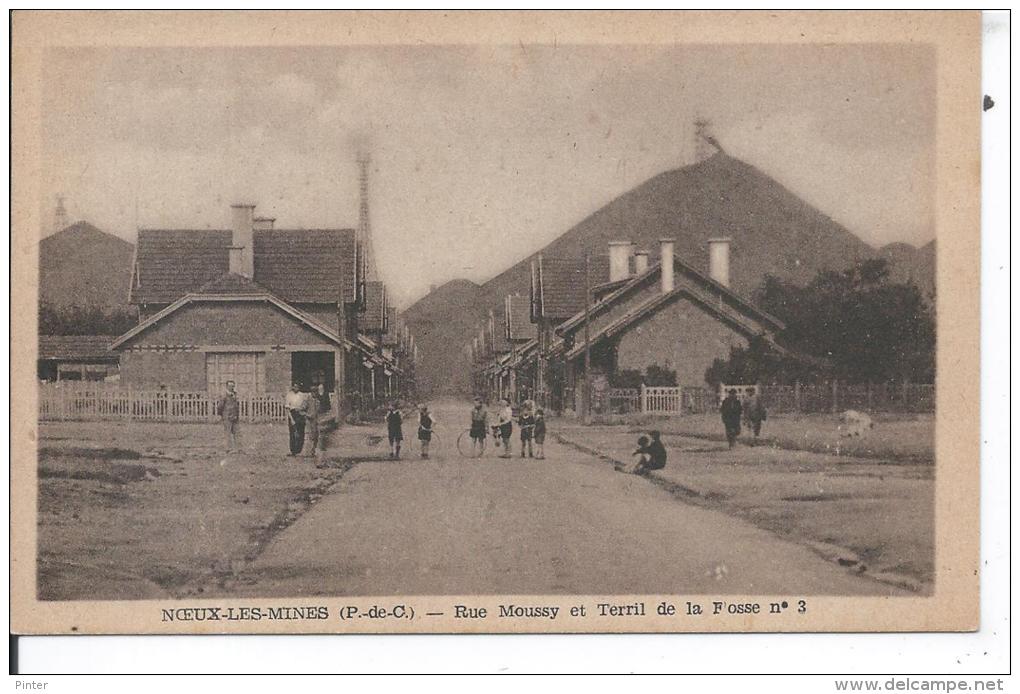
[533,408,546,460]
[386,400,404,459]
[285,382,307,456]
[417,404,434,459]
[519,405,535,458]
[469,398,488,456]
[720,388,742,449]
[745,387,767,442]
[496,398,514,458]
[215,380,240,452]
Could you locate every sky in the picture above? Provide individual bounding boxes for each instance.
[41,44,935,308]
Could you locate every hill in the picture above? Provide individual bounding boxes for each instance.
[403,151,927,396]
[39,222,135,311]
[401,279,486,396]
[881,240,936,299]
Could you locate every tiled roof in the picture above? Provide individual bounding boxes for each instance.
[505,294,536,341]
[536,256,610,320]
[194,272,271,295]
[254,230,357,304]
[132,228,358,305]
[38,335,117,361]
[361,281,387,332]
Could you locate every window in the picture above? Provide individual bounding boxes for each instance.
[206,352,264,395]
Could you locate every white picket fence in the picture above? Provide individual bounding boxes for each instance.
[38,383,288,422]
[603,382,936,416]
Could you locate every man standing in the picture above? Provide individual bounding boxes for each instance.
[720,388,743,449]
[303,385,321,457]
[285,382,306,456]
[215,380,240,452]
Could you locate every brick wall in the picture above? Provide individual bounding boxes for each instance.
[120,351,207,390]
[131,301,328,346]
[615,295,749,387]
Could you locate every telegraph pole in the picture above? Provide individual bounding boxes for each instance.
[583,250,592,425]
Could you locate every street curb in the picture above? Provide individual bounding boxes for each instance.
[553,433,705,498]
[554,433,925,595]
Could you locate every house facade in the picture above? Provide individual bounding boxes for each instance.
[112,204,408,414]
[475,238,784,414]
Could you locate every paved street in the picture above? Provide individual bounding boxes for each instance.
[229,401,902,597]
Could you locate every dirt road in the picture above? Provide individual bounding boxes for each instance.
[225,400,901,597]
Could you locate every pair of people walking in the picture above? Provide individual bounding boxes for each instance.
[720,387,766,448]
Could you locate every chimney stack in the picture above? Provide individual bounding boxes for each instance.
[634,250,650,274]
[608,241,633,282]
[230,203,256,278]
[659,239,675,293]
[708,237,732,288]
[253,216,275,231]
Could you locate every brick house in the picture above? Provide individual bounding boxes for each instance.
[550,239,784,413]
[111,204,399,412]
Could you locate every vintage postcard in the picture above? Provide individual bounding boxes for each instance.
[11,10,981,635]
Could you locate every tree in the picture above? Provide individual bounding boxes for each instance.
[708,259,936,385]
[38,302,138,336]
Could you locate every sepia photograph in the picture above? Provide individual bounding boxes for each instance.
[10,10,982,636]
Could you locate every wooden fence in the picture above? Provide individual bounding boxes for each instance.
[38,383,288,422]
[600,382,935,417]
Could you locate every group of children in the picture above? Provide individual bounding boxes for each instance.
[474,398,546,459]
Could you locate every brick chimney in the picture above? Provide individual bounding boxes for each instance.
[230,203,256,278]
[708,237,731,288]
[659,239,675,293]
[634,250,649,274]
[608,241,633,282]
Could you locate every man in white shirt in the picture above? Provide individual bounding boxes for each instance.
[285,382,307,456]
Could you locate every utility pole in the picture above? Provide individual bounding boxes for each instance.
[583,250,592,425]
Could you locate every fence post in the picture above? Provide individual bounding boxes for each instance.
[640,384,647,413]
[60,386,67,421]
[126,386,133,422]
[794,381,801,414]
[902,379,909,412]
[867,382,873,412]
[831,380,839,414]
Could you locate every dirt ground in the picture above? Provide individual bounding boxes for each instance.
[36,420,375,600]
[601,412,934,463]
[554,419,934,592]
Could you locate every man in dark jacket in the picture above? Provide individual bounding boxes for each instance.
[720,388,743,449]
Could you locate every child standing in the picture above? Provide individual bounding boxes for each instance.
[386,400,403,459]
[417,404,434,459]
[533,408,546,460]
[519,406,536,458]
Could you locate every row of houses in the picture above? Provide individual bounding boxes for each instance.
[39,204,418,416]
[469,237,784,414]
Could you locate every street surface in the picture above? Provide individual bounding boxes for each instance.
[230,400,902,597]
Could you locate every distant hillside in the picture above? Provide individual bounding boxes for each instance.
[40,222,135,311]
[881,240,936,299]
[401,279,486,396]
[404,151,928,396]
